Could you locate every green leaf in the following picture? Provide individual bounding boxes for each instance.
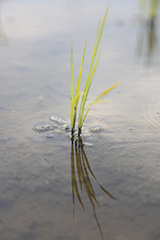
[74,41,87,109]
[70,42,74,101]
[93,81,120,102]
[78,51,101,127]
[70,42,86,130]
[78,8,109,129]
[79,81,120,127]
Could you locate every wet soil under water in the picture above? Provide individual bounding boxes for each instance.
[0,1,160,240]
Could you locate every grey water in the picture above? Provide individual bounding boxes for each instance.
[0,0,160,239]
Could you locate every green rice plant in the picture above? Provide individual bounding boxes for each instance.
[70,8,120,137]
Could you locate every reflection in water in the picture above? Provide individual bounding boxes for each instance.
[139,0,159,21]
[137,17,158,62]
[71,138,115,239]
[137,0,159,62]
[0,0,7,45]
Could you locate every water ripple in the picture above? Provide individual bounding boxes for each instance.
[143,91,160,132]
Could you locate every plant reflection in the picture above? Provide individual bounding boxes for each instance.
[71,138,115,239]
[137,0,159,62]
[0,0,7,45]
[137,17,158,62]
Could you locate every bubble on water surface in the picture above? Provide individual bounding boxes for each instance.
[35,122,58,132]
[46,132,54,138]
[89,126,104,133]
[50,115,70,130]
[50,115,67,125]
[83,142,93,147]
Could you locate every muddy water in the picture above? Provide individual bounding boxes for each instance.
[0,1,160,240]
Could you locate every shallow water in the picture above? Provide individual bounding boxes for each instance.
[0,0,160,240]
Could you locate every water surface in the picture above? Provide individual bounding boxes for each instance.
[0,0,160,239]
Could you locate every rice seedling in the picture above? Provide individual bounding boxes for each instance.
[70,8,120,138]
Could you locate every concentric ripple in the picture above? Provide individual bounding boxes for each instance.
[143,91,160,133]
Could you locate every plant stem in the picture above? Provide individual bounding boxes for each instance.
[78,127,82,137]
[71,107,77,137]
[71,128,75,137]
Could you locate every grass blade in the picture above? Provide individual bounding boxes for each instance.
[70,42,87,131]
[94,81,120,102]
[92,8,109,63]
[74,42,87,122]
[78,8,109,129]
[71,42,73,101]
[75,41,87,101]
[80,81,120,127]
[78,50,101,127]
[70,7,120,136]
